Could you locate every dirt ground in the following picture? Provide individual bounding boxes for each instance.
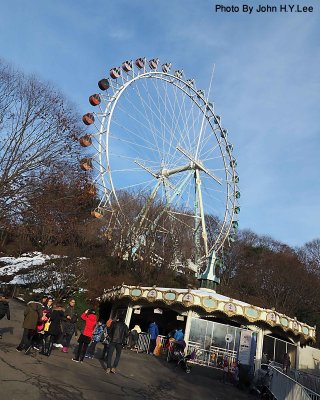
[0,299,254,400]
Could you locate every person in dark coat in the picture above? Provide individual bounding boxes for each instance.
[0,294,10,339]
[41,294,49,308]
[100,318,113,360]
[17,296,43,352]
[282,352,291,374]
[128,324,141,350]
[41,304,65,356]
[106,316,129,374]
[44,297,54,315]
[61,298,78,353]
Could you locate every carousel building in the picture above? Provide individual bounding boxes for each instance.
[101,282,316,371]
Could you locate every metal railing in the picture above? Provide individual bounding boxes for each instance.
[186,340,237,369]
[264,364,320,400]
[290,369,320,396]
[135,332,150,353]
[135,334,168,354]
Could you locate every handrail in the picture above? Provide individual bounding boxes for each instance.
[263,364,320,400]
[186,341,237,368]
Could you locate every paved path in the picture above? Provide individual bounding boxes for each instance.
[0,299,253,400]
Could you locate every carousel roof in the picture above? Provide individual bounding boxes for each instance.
[101,284,316,344]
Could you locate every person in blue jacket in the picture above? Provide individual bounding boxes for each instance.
[173,328,184,341]
[148,321,159,354]
[85,320,105,359]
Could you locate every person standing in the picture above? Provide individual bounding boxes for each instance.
[282,352,291,374]
[148,321,159,354]
[41,295,49,308]
[106,316,128,374]
[44,297,54,314]
[41,304,65,356]
[72,309,97,363]
[85,320,105,359]
[0,294,10,339]
[16,296,43,352]
[100,318,113,360]
[61,298,77,353]
[173,328,184,341]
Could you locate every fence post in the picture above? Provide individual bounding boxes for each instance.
[125,303,133,328]
[184,310,194,348]
[255,328,264,371]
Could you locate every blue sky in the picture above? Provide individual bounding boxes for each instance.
[0,0,319,248]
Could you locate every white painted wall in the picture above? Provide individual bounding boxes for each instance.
[298,346,320,376]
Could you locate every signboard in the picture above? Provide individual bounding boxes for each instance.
[238,330,252,365]
[177,315,185,321]
[154,308,163,314]
[225,333,233,343]
[133,309,141,314]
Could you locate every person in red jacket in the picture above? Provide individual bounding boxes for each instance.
[72,309,97,362]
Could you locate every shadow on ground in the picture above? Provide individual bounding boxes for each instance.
[0,299,254,400]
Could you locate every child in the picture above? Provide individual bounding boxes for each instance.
[222,357,229,384]
[85,320,105,359]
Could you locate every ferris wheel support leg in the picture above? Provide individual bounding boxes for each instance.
[198,251,218,290]
[194,173,201,270]
[136,179,161,230]
[195,169,208,258]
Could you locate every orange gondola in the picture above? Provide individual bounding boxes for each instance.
[89,94,101,106]
[82,113,95,125]
[91,209,104,219]
[79,135,92,147]
[80,158,93,171]
[84,184,96,196]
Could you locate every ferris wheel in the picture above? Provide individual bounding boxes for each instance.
[80,58,240,270]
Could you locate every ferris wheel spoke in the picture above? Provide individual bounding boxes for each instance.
[131,79,167,160]
[126,89,164,157]
[169,82,194,162]
[155,77,184,167]
[117,178,156,192]
[164,78,194,158]
[139,77,188,157]
[198,130,221,158]
[109,152,159,166]
[150,76,167,160]
[113,100,163,151]
[109,132,159,153]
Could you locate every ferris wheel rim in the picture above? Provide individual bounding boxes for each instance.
[82,59,240,258]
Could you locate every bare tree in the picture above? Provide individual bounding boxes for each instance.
[298,238,320,275]
[0,58,84,225]
[21,257,87,302]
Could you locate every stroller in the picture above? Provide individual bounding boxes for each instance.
[166,339,194,373]
[250,364,274,399]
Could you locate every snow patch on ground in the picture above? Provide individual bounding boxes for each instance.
[0,252,61,277]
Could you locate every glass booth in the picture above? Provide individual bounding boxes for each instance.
[188,317,246,368]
